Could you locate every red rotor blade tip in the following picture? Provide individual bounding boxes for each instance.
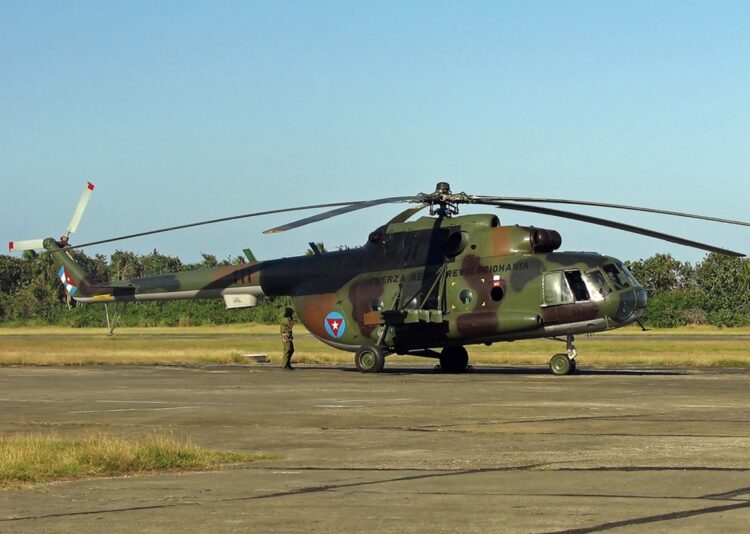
[87,182,95,190]
[8,242,13,251]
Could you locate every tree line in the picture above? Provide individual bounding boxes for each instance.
[0,248,748,328]
[624,253,750,327]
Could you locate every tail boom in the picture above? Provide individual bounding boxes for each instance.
[43,238,266,306]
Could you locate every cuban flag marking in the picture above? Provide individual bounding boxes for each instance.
[58,266,78,297]
[493,275,503,287]
[324,311,346,339]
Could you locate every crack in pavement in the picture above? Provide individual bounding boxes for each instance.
[0,464,546,523]
[4,464,749,524]
[543,500,750,533]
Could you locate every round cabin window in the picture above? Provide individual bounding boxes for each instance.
[490,286,504,301]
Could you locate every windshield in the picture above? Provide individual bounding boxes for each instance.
[619,263,641,287]
[602,263,631,290]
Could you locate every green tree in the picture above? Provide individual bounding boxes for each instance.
[695,254,750,326]
[109,250,143,281]
[625,254,694,295]
[140,249,182,276]
[0,255,24,293]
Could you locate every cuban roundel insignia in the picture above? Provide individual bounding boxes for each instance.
[324,311,346,338]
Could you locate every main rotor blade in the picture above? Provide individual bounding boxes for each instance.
[65,201,361,251]
[263,196,420,234]
[473,196,750,228]
[387,203,429,224]
[67,182,95,234]
[477,200,745,257]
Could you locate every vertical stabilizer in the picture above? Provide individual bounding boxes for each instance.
[43,238,97,298]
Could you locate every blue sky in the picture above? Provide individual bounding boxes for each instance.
[2,1,749,264]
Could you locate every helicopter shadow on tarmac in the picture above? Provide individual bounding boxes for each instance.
[329,365,687,377]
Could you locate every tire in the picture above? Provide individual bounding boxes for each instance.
[549,353,573,376]
[355,345,385,373]
[439,346,469,373]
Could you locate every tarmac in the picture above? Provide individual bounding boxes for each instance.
[0,363,749,533]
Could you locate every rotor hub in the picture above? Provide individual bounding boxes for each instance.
[418,181,471,218]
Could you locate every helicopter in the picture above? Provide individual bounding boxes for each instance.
[9,181,750,375]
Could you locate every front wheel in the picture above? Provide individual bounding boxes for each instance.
[549,353,573,376]
[355,345,385,373]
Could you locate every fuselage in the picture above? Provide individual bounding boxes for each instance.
[259,214,647,352]
[52,213,646,353]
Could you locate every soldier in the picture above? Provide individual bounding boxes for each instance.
[280,307,295,370]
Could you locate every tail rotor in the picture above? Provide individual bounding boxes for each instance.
[8,182,95,253]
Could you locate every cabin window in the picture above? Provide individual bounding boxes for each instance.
[543,270,591,305]
[565,270,590,301]
[602,263,631,290]
[585,269,611,301]
[543,272,573,305]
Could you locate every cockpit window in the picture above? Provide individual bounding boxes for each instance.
[585,269,611,301]
[602,263,631,289]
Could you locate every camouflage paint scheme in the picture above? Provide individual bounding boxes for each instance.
[44,212,647,363]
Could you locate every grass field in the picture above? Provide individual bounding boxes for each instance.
[1,324,748,367]
[0,433,271,489]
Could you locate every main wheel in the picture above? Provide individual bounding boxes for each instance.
[549,353,573,376]
[355,345,385,373]
[439,346,469,373]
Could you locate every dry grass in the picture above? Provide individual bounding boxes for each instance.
[0,324,748,367]
[0,433,271,489]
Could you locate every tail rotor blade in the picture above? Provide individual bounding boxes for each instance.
[66,182,95,235]
[9,239,46,252]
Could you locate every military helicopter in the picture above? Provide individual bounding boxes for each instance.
[9,182,749,375]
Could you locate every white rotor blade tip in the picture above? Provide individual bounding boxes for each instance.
[67,182,95,234]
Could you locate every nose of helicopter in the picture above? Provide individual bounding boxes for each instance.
[607,286,648,325]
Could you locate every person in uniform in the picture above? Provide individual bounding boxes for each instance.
[280,307,295,370]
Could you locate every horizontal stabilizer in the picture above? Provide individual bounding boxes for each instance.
[8,239,45,252]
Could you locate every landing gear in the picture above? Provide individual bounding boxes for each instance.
[439,346,469,373]
[355,345,385,373]
[549,334,577,376]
